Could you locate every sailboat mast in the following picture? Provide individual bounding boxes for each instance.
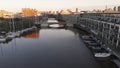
[12,17,15,32]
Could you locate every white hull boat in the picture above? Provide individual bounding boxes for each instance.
[0,36,6,42]
[94,53,111,61]
[15,31,21,37]
[6,32,15,39]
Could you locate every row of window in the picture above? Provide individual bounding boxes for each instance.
[80,13,120,24]
[77,16,120,47]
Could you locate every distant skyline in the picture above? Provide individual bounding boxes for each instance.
[0,0,120,12]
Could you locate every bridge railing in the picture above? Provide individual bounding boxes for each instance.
[77,12,120,48]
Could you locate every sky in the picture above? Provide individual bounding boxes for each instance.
[0,0,120,12]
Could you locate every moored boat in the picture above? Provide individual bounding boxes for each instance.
[6,32,15,39]
[0,36,6,42]
[94,52,111,61]
[14,31,21,37]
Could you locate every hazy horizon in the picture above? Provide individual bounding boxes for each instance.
[0,0,120,12]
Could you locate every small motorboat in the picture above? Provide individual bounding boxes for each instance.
[15,31,21,37]
[0,36,6,42]
[94,52,111,61]
[94,53,111,58]
[1,31,6,34]
[6,32,15,39]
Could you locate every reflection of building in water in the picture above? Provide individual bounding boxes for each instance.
[24,31,39,39]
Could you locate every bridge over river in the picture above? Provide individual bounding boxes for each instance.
[34,17,73,28]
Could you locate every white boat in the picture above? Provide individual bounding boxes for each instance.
[15,31,21,37]
[0,36,6,42]
[1,31,6,34]
[32,26,37,29]
[6,32,15,39]
[94,52,111,61]
[94,53,111,58]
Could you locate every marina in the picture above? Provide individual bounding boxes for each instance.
[0,28,101,68]
[0,26,37,43]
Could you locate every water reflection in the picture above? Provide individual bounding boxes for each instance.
[0,28,101,68]
[23,30,39,39]
[0,44,3,56]
[0,38,17,56]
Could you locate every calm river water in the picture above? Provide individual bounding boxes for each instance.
[0,28,101,68]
